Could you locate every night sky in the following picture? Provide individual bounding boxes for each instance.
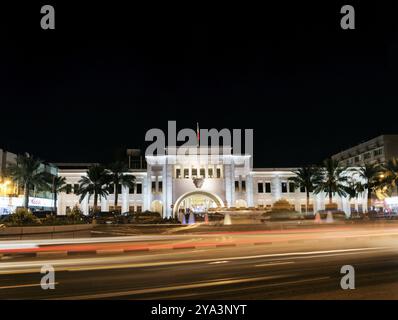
[2,2,398,167]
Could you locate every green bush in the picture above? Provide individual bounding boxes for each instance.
[9,208,41,226]
[67,205,85,223]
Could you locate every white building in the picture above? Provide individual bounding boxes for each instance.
[57,147,368,218]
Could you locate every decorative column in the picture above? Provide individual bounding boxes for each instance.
[271,175,281,203]
[81,194,89,216]
[166,163,173,218]
[230,161,235,207]
[143,165,152,211]
[122,186,129,213]
[101,195,108,212]
[246,174,254,207]
[224,164,232,208]
[342,195,351,218]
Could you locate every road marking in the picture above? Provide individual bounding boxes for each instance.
[208,261,229,265]
[54,275,288,300]
[0,282,58,290]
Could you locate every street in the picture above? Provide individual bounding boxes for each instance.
[1,223,398,299]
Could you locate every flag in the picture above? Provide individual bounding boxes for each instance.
[196,122,200,143]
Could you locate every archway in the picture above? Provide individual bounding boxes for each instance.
[150,200,163,214]
[173,191,224,217]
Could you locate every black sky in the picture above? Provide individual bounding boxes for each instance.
[2,2,398,167]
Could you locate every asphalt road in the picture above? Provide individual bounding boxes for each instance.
[2,224,398,299]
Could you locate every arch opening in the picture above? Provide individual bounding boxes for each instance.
[173,191,224,217]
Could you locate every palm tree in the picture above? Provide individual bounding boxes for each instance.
[314,158,348,206]
[351,163,382,211]
[381,157,398,195]
[48,175,67,214]
[107,162,135,212]
[289,166,322,213]
[7,154,49,209]
[77,165,110,213]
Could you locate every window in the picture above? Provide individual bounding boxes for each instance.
[108,185,114,194]
[73,184,79,194]
[66,184,72,194]
[241,181,246,192]
[129,186,134,194]
[235,181,240,192]
[354,156,360,163]
[184,168,189,179]
[136,183,142,194]
[208,168,213,178]
[265,182,271,193]
[257,182,264,193]
[358,204,363,213]
[374,148,383,157]
[281,182,288,193]
[129,206,135,212]
[200,168,205,177]
[300,186,306,193]
[136,206,142,213]
[289,182,295,193]
[192,168,198,178]
[176,168,181,179]
[151,181,156,192]
[158,181,162,193]
[216,168,221,178]
[117,184,122,194]
[364,152,371,160]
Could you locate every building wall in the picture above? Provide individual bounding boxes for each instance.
[57,163,368,218]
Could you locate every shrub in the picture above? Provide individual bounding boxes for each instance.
[10,208,41,226]
[67,205,85,223]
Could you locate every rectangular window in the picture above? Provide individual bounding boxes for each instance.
[158,181,163,193]
[129,206,135,212]
[216,168,221,178]
[192,168,198,178]
[151,181,156,193]
[136,183,142,194]
[300,186,306,193]
[129,186,134,194]
[66,184,72,194]
[184,168,189,179]
[265,182,271,193]
[257,182,264,193]
[176,168,181,179]
[235,181,240,192]
[289,182,295,193]
[200,168,205,177]
[241,180,246,192]
[281,182,288,193]
[73,184,79,194]
[117,184,122,194]
[136,206,142,213]
[354,156,360,163]
[374,148,383,157]
[208,168,213,178]
[363,152,371,160]
[108,185,114,194]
